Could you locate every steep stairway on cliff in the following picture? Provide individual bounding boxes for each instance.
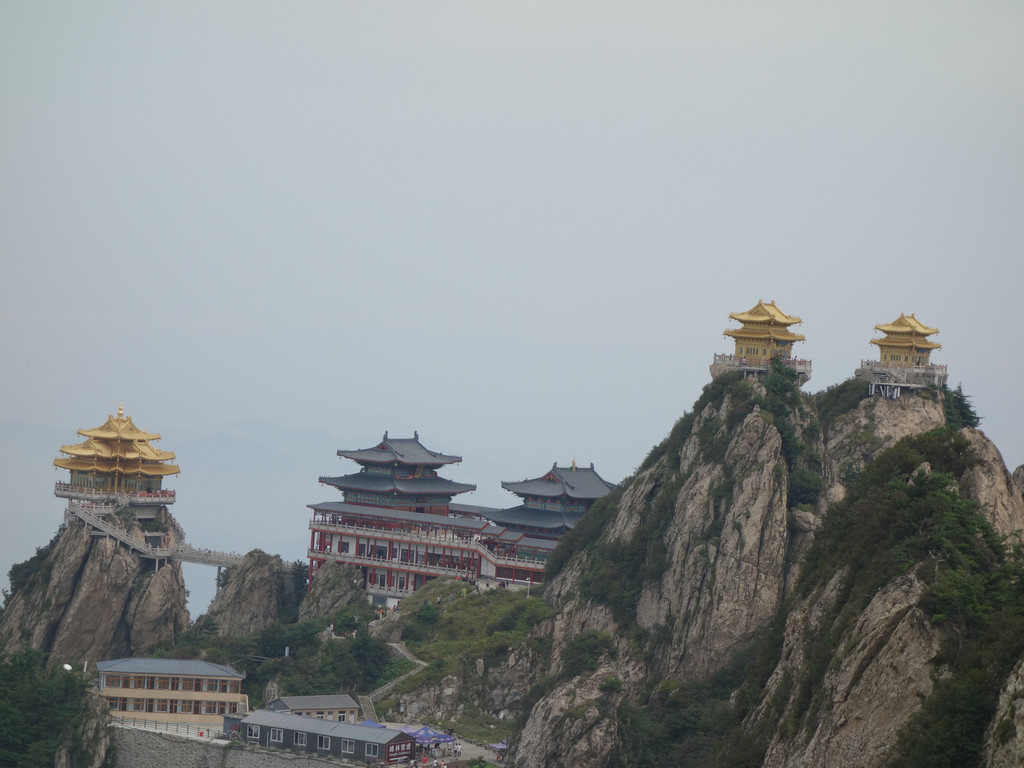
[364,642,429,704]
[357,695,378,723]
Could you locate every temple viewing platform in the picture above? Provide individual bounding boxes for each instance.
[55,482,175,506]
[710,353,812,385]
[854,360,949,398]
[308,519,549,567]
[306,548,480,580]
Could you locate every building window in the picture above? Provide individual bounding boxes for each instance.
[341,739,355,754]
[270,728,283,743]
[246,725,260,740]
[294,732,307,747]
[105,675,122,688]
[316,711,325,720]
[366,743,379,758]
[317,735,330,751]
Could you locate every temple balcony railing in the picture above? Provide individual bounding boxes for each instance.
[309,519,482,549]
[855,360,949,387]
[309,520,548,570]
[710,354,812,384]
[308,542,547,574]
[711,353,812,374]
[55,482,175,506]
[308,549,480,579]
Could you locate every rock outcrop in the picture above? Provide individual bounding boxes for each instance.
[984,655,1024,767]
[298,559,364,622]
[55,690,112,768]
[756,571,942,768]
[504,380,1024,768]
[202,550,301,636]
[0,521,188,664]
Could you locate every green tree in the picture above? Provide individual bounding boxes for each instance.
[0,650,94,767]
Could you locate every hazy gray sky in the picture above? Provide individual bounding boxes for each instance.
[3,2,1022,612]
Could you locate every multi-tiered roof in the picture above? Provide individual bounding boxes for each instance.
[491,461,615,538]
[723,299,806,359]
[319,432,475,515]
[54,405,179,494]
[710,300,812,385]
[870,313,941,366]
[855,313,947,395]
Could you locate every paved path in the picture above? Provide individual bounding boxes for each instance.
[382,728,503,767]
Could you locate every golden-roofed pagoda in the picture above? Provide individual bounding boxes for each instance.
[856,313,948,397]
[870,313,941,366]
[54,405,179,500]
[711,300,812,385]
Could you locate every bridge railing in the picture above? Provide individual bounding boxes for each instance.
[65,501,242,567]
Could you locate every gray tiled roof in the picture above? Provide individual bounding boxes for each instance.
[319,473,476,496]
[266,694,358,712]
[501,464,615,500]
[517,536,559,552]
[95,657,242,678]
[242,710,411,744]
[449,502,501,516]
[336,433,462,466]
[487,505,572,531]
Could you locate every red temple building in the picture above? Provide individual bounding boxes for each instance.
[489,461,615,540]
[307,433,555,606]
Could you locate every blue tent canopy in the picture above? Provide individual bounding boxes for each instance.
[358,719,387,728]
[407,726,454,745]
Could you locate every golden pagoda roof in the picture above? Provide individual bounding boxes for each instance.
[728,300,802,327]
[723,326,806,342]
[723,300,806,343]
[78,404,162,442]
[54,405,180,477]
[870,313,941,350]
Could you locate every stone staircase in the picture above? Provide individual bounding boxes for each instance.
[357,695,378,723]
[364,642,429,705]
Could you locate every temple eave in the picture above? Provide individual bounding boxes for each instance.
[723,329,806,342]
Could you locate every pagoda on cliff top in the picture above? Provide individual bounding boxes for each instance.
[53,404,179,521]
[855,313,948,397]
[54,405,179,494]
[870,313,941,366]
[491,461,616,539]
[318,431,475,515]
[710,299,811,385]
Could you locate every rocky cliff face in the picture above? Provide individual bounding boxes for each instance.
[298,559,364,622]
[201,550,302,636]
[0,521,188,664]
[55,690,112,768]
[754,571,942,768]
[506,378,1024,768]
